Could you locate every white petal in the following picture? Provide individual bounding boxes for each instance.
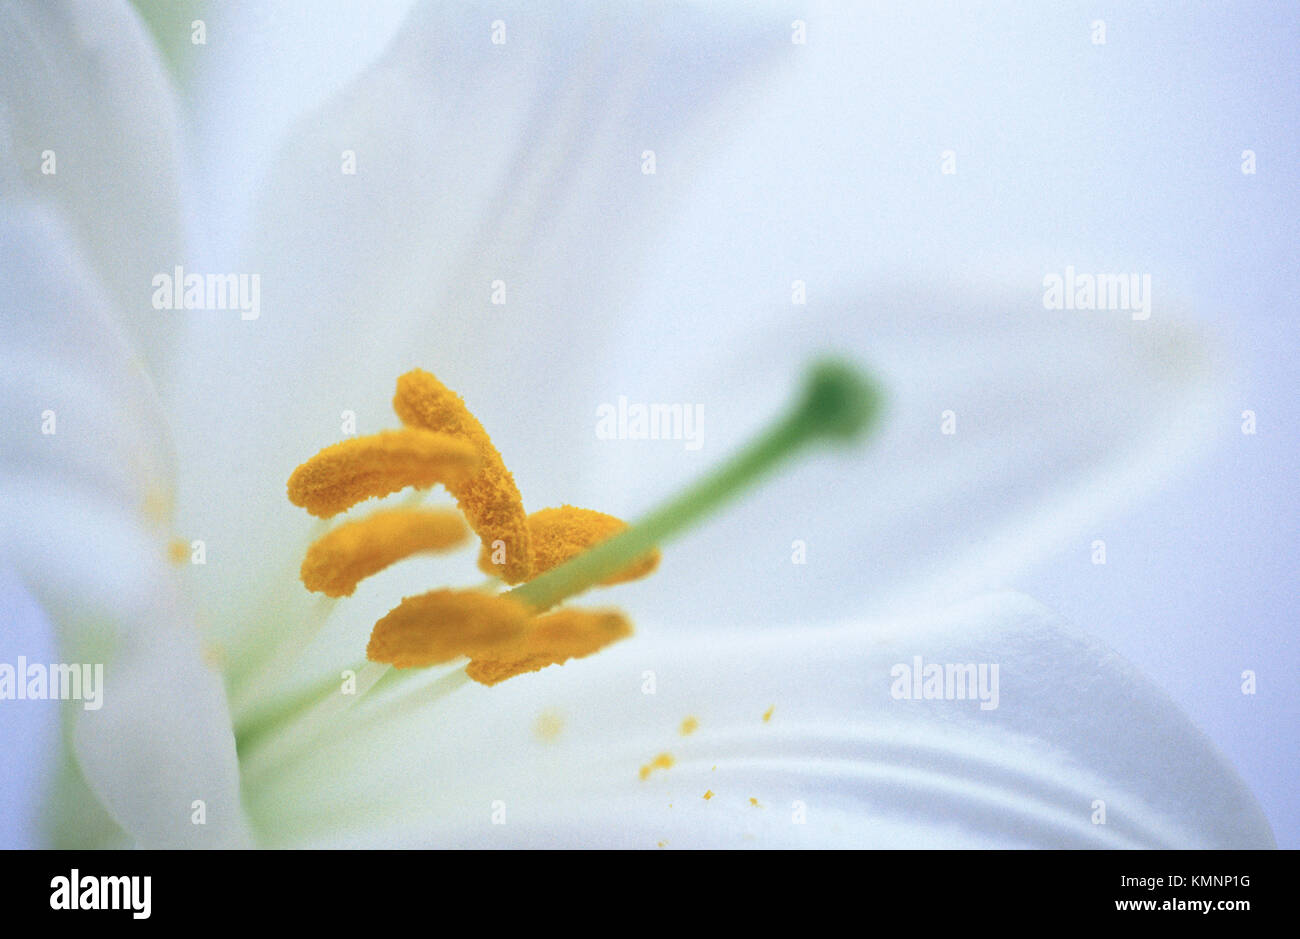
[1,484,252,848]
[0,0,185,367]
[167,1,792,652]
[184,0,421,254]
[253,593,1272,848]
[580,278,1228,627]
[0,205,174,511]
[0,208,249,848]
[0,565,61,849]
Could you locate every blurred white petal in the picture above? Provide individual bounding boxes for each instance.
[0,206,248,848]
[0,0,184,367]
[185,0,421,254]
[0,566,60,848]
[579,278,1227,628]
[0,206,173,511]
[256,593,1272,848]
[4,485,250,847]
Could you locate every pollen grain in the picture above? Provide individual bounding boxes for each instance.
[639,752,675,781]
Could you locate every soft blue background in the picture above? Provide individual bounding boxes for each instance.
[2,0,1296,847]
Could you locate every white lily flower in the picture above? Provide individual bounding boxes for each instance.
[0,0,1274,849]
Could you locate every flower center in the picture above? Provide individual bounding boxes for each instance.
[233,360,880,787]
[283,360,881,687]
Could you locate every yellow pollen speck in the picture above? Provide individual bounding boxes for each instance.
[680,716,699,736]
[366,588,528,669]
[141,483,173,524]
[287,429,478,518]
[393,369,533,584]
[300,507,468,597]
[534,710,564,742]
[167,539,189,564]
[639,752,675,781]
[201,644,225,669]
[466,607,633,686]
[763,706,774,723]
[749,797,761,807]
[483,505,659,586]
[703,790,714,801]
[657,840,667,849]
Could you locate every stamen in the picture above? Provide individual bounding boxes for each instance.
[465,607,633,686]
[301,507,469,597]
[479,505,658,585]
[287,428,478,518]
[509,360,883,612]
[393,369,533,583]
[366,588,530,669]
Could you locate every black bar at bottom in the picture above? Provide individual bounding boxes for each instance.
[0,849,1288,925]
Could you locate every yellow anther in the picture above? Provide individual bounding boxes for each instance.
[481,505,659,586]
[393,369,532,584]
[465,607,633,686]
[300,508,469,597]
[366,588,529,669]
[287,428,478,518]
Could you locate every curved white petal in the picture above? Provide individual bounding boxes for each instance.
[0,207,249,848]
[168,1,793,654]
[184,0,421,255]
[252,593,1272,848]
[579,278,1229,628]
[0,0,185,367]
[0,206,174,511]
[2,484,251,848]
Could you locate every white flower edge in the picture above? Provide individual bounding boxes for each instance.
[258,592,1273,849]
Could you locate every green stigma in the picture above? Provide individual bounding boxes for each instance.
[510,358,884,612]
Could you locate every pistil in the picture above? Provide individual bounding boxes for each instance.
[510,360,882,612]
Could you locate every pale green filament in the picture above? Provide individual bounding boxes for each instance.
[510,360,882,612]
